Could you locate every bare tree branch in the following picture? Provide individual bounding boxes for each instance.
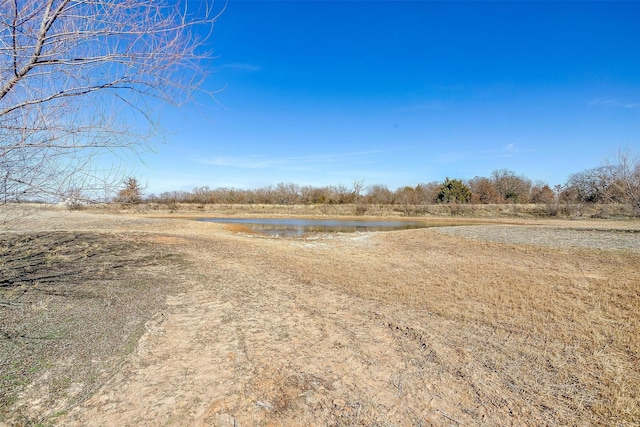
[0,0,219,207]
[607,148,640,216]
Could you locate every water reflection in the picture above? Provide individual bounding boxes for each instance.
[198,218,430,237]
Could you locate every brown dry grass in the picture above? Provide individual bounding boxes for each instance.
[273,231,640,425]
[108,200,639,219]
[1,205,638,426]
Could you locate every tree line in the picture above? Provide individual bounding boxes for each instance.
[135,149,639,217]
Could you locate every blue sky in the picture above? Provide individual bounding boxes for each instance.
[138,0,639,195]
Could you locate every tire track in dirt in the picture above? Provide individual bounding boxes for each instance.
[53,233,369,425]
[57,229,480,426]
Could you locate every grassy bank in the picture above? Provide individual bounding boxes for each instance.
[73,201,639,220]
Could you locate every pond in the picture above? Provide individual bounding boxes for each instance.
[198,218,434,237]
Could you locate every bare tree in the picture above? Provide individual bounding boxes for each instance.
[565,166,619,204]
[608,148,640,216]
[115,176,144,204]
[0,0,218,205]
[352,179,367,214]
[415,182,440,205]
[395,186,419,215]
[351,179,365,203]
[274,182,300,205]
[490,169,532,203]
[366,184,393,206]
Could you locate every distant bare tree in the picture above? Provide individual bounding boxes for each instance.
[0,0,218,205]
[304,185,331,204]
[352,179,365,203]
[491,169,532,203]
[530,181,557,216]
[116,177,144,204]
[192,186,213,204]
[565,166,617,204]
[299,185,318,204]
[274,182,300,205]
[254,185,275,204]
[352,179,367,214]
[366,184,394,206]
[415,182,440,205]
[607,148,640,216]
[328,184,352,204]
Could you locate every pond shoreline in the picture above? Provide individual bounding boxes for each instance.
[197,217,438,236]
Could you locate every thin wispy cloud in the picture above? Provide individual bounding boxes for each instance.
[483,143,526,159]
[215,62,260,72]
[198,148,412,170]
[588,99,640,109]
[201,156,273,169]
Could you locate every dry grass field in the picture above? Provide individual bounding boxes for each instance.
[1,205,639,426]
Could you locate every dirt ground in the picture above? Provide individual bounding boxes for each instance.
[1,206,639,426]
